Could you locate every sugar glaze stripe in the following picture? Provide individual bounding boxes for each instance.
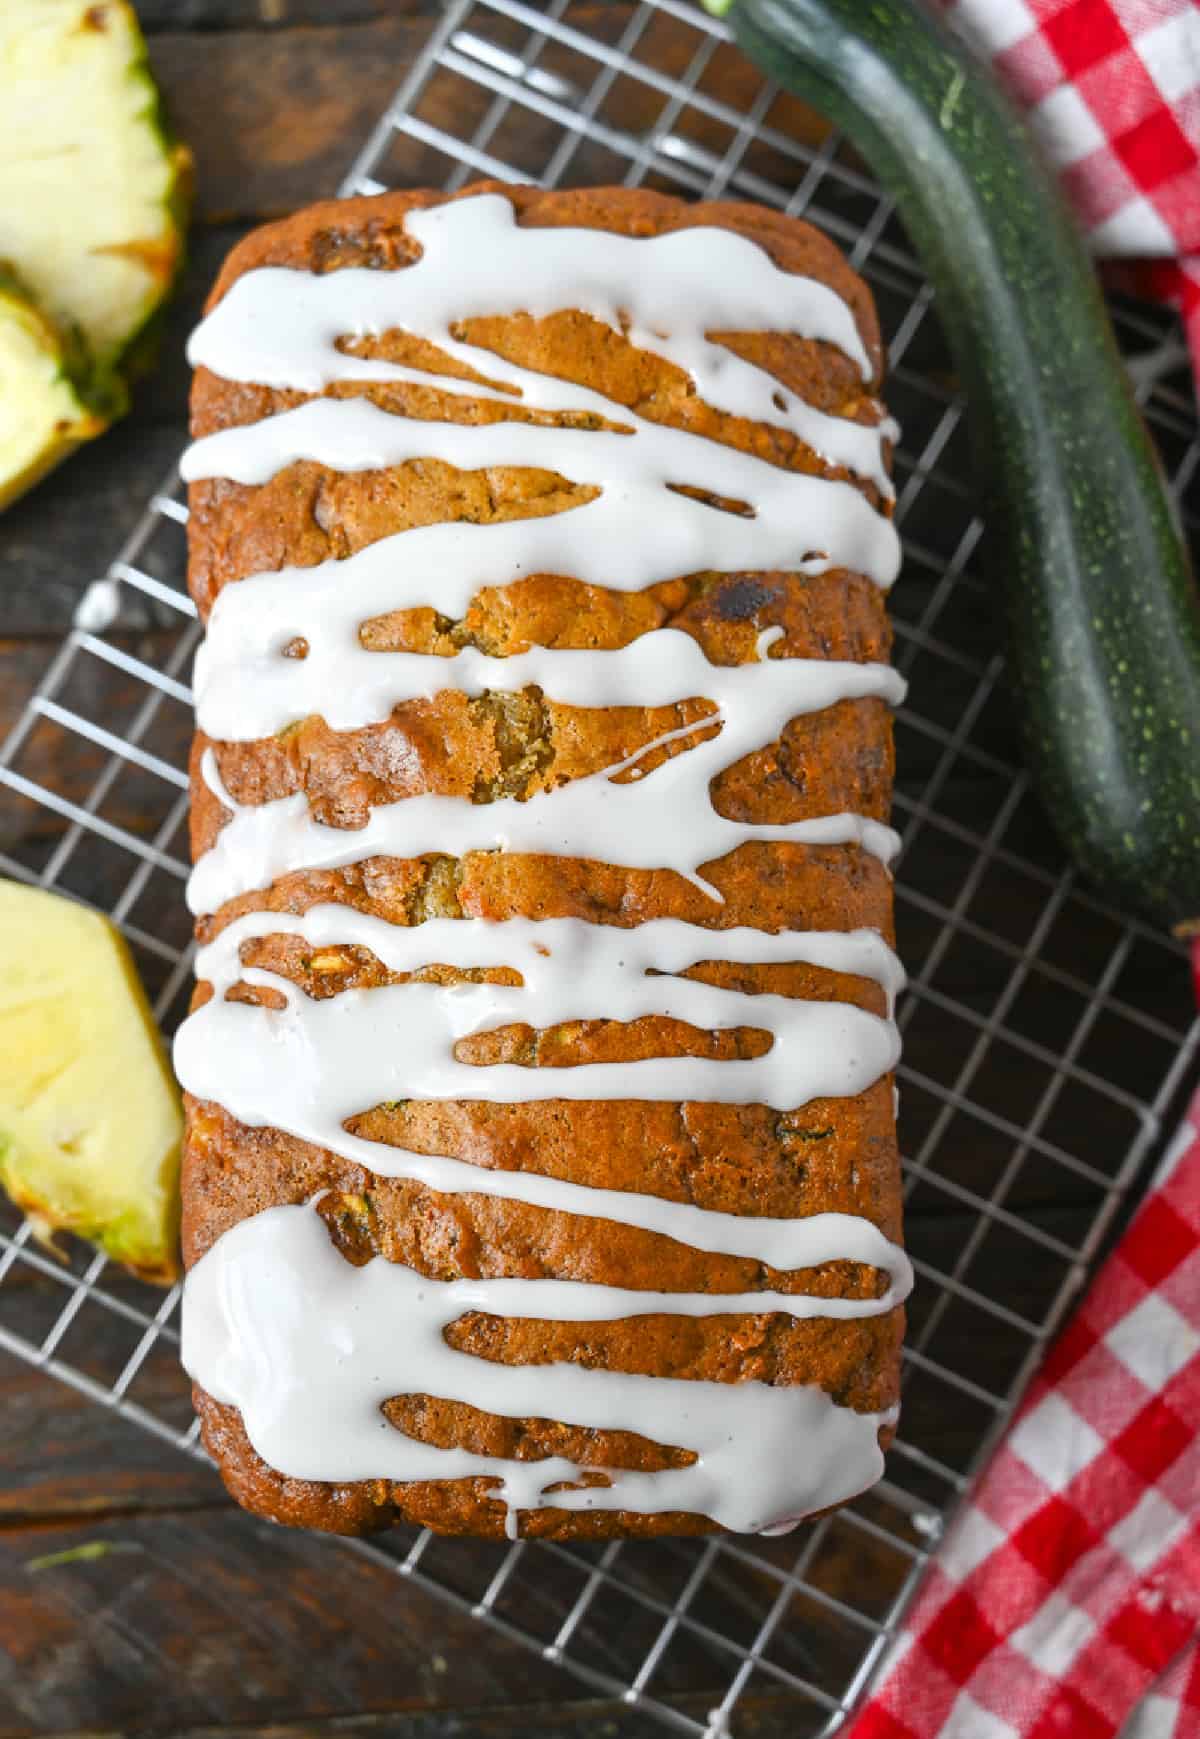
[195,614,903,747]
[187,192,895,492]
[182,903,902,1112]
[184,1203,902,1537]
[183,397,900,588]
[188,730,901,914]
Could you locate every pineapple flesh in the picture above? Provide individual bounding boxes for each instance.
[0,0,190,506]
[0,266,114,510]
[0,882,183,1284]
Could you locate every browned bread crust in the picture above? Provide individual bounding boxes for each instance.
[184,182,902,1540]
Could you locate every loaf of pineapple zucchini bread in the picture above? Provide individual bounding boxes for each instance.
[175,182,909,1540]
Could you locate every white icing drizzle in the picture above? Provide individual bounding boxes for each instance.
[176,1013,906,1276]
[196,610,902,740]
[180,189,908,1533]
[189,732,899,914]
[179,903,901,1112]
[188,630,904,912]
[182,1203,900,1536]
[182,396,899,593]
[186,192,896,493]
[192,523,853,725]
[196,904,906,1007]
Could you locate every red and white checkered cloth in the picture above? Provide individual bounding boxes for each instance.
[849,1089,1200,1738]
[942,0,1200,376]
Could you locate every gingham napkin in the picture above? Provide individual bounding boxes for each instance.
[942,0,1200,376]
[848,1088,1200,1738]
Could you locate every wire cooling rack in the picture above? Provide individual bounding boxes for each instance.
[2,2,1198,1733]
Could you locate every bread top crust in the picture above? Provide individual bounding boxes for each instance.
[196,182,883,374]
[180,183,904,1540]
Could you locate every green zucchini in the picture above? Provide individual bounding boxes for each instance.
[707,0,1200,931]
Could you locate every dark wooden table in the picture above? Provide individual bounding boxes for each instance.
[1,3,1195,1735]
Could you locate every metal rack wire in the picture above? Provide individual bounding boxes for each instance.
[1,2,1197,1733]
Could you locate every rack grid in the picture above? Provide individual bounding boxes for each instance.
[1,3,1197,1733]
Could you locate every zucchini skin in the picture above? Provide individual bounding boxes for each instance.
[712,0,1200,930]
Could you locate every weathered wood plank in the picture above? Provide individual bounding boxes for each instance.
[0,1509,579,1735]
[147,14,431,224]
[36,1697,827,1738]
[0,1350,220,1524]
[0,427,186,635]
[138,0,401,29]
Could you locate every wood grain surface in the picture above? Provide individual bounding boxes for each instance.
[0,2,1194,1735]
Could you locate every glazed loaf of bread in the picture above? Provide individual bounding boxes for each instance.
[176,183,908,1541]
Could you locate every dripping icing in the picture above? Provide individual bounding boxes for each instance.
[189,616,903,914]
[182,1203,901,1535]
[195,617,903,743]
[187,192,896,493]
[182,397,899,587]
[179,903,902,1111]
[189,738,900,914]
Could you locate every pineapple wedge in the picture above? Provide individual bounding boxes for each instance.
[0,0,191,372]
[0,266,115,511]
[0,0,191,506]
[0,882,183,1284]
